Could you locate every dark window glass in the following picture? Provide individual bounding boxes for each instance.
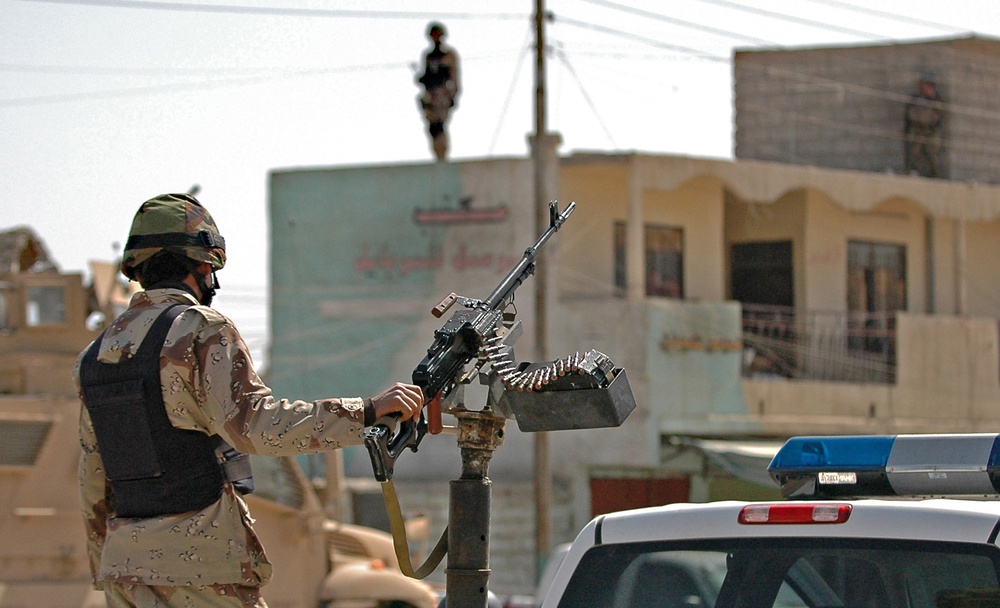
[614,222,684,298]
[0,420,51,465]
[556,538,999,608]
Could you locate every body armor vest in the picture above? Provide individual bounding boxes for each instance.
[419,46,452,90]
[80,304,253,518]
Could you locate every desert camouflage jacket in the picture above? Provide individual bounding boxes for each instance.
[75,288,369,588]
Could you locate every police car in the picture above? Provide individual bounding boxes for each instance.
[539,433,1000,608]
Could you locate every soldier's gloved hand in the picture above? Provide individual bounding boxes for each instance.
[369,382,424,422]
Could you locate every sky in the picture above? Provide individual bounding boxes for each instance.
[4,0,1000,367]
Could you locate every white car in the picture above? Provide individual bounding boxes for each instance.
[540,433,1000,608]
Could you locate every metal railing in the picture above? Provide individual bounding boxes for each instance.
[741,304,896,384]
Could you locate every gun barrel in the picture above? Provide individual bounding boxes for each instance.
[483,201,574,311]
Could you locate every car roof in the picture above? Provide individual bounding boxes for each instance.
[594,499,1000,545]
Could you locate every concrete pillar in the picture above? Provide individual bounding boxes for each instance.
[955,216,967,315]
[627,156,645,302]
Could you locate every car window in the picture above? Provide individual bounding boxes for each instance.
[612,552,725,608]
[555,539,1000,608]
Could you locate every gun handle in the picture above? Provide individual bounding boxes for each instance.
[427,392,443,435]
[364,412,428,482]
[432,292,458,318]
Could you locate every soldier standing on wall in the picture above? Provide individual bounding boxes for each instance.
[417,22,460,161]
[904,69,944,178]
[75,193,424,608]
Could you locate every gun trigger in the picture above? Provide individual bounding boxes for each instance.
[432,292,458,318]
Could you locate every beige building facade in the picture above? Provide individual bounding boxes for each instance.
[266,151,1000,593]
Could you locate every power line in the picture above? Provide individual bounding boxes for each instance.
[489,28,533,154]
[0,60,411,107]
[552,47,618,148]
[572,0,776,46]
[0,62,287,76]
[553,4,1000,80]
[690,0,888,40]
[802,0,971,34]
[0,47,526,108]
[13,0,529,21]
[554,14,728,61]
[736,60,1000,122]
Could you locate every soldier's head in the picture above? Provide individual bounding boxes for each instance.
[427,22,446,41]
[918,69,938,95]
[120,193,226,304]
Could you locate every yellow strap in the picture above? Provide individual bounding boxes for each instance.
[381,479,449,579]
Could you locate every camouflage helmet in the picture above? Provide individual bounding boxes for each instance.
[120,193,226,280]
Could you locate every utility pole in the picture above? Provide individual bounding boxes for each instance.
[532,0,553,584]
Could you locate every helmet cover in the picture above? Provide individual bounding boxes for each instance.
[120,193,226,280]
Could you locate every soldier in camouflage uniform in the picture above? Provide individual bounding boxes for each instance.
[417,22,460,161]
[74,193,424,608]
[904,70,944,178]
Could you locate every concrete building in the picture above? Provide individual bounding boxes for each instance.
[734,35,1000,183]
[268,151,1000,594]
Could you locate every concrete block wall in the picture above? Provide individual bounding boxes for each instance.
[734,37,1000,184]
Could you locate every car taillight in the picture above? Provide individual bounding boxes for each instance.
[738,503,852,524]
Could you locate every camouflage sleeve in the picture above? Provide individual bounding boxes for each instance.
[165,307,368,457]
[448,48,460,97]
[73,350,109,589]
[78,405,111,589]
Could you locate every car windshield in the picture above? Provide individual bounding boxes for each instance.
[554,538,1000,608]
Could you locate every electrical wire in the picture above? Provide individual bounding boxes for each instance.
[688,0,888,40]
[488,27,533,155]
[0,60,411,107]
[801,0,971,34]
[572,0,776,46]
[553,14,728,61]
[12,0,529,21]
[551,47,618,148]
[0,50,521,108]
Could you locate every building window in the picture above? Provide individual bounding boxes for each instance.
[25,286,65,326]
[848,241,906,354]
[614,222,684,298]
[848,241,906,313]
[0,287,8,332]
[0,420,52,466]
[730,241,794,307]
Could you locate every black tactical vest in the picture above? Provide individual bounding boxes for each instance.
[80,304,253,518]
[419,46,452,90]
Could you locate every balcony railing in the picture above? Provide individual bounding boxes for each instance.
[741,304,896,384]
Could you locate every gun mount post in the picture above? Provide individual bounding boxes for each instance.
[446,409,506,608]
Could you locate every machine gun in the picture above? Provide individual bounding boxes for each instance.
[365,200,576,482]
[364,201,636,607]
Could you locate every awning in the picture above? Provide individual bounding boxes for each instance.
[670,436,784,488]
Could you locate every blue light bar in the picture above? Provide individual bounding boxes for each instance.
[768,434,1000,499]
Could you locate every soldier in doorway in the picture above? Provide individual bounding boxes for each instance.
[903,69,944,178]
[417,22,460,161]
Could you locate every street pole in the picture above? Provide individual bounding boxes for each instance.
[532,0,553,584]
